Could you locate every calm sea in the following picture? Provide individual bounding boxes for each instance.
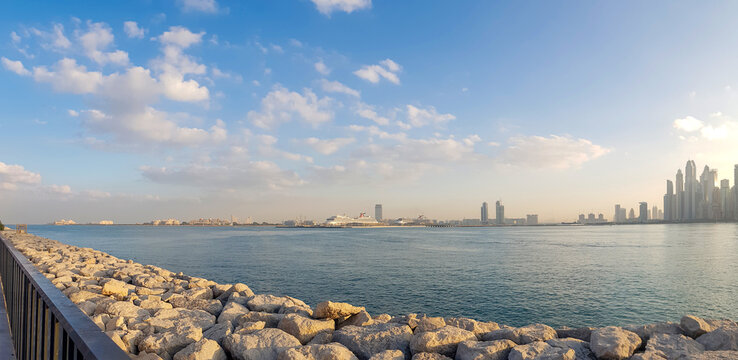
[25,223,738,328]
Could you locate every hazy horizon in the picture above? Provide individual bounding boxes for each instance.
[2,1,738,224]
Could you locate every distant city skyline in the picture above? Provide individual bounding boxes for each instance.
[3,2,738,224]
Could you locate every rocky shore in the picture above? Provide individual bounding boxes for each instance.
[2,230,737,360]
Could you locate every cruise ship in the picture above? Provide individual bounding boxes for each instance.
[324,213,380,227]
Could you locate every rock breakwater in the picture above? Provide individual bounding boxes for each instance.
[2,230,738,360]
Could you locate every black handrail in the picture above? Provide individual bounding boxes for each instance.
[0,233,130,359]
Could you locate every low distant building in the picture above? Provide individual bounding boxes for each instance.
[53,219,76,225]
[152,218,181,226]
[99,220,114,225]
[526,214,539,225]
[462,218,482,226]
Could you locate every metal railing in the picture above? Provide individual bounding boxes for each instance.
[0,233,130,360]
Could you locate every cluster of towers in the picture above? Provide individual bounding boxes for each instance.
[663,161,738,221]
[480,201,505,225]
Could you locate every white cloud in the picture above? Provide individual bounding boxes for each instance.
[0,161,42,190]
[348,124,406,141]
[320,79,360,97]
[311,0,371,15]
[1,57,30,76]
[179,0,219,13]
[77,21,129,66]
[270,44,284,54]
[33,58,103,94]
[354,103,390,126]
[354,58,401,84]
[501,135,609,169]
[673,116,704,132]
[248,85,334,129]
[30,23,71,50]
[68,109,79,117]
[301,137,355,155]
[123,21,145,39]
[10,31,21,44]
[158,26,204,49]
[672,115,737,141]
[315,60,331,75]
[405,104,455,128]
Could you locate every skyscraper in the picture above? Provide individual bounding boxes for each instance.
[495,201,504,225]
[685,160,697,220]
[614,204,622,223]
[639,202,648,222]
[374,204,383,221]
[629,208,635,220]
[664,180,674,221]
[735,165,738,220]
[675,169,684,220]
[720,179,730,220]
[481,202,489,223]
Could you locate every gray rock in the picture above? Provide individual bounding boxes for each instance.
[235,321,267,334]
[247,295,307,313]
[696,324,738,351]
[545,338,595,360]
[689,350,738,359]
[307,332,333,345]
[481,324,556,345]
[173,338,227,360]
[218,302,250,324]
[278,343,359,360]
[624,322,683,342]
[313,301,366,320]
[409,325,477,357]
[238,312,285,328]
[412,353,452,360]
[414,317,446,333]
[277,313,335,344]
[444,318,499,338]
[223,328,301,360]
[333,323,413,360]
[682,316,713,339]
[338,311,375,329]
[203,322,233,345]
[368,350,404,360]
[589,327,641,360]
[138,324,203,359]
[508,341,575,360]
[455,339,516,360]
[554,328,594,343]
[628,352,666,360]
[643,333,704,359]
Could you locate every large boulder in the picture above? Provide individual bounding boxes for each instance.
[409,326,477,357]
[481,324,556,345]
[508,341,575,360]
[218,302,250,324]
[278,314,335,344]
[554,328,594,342]
[173,338,227,360]
[278,343,358,360]
[643,333,704,359]
[589,327,641,360]
[102,279,130,300]
[247,295,307,313]
[332,323,413,360]
[223,328,301,360]
[203,322,233,345]
[414,317,446,333]
[138,324,203,359]
[147,308,216,332]
[105,301,151,319]
[338,311,375,329]
[624,322,682,342]
[696,324,738,351]
[411,353,451,360]
[238,312,285,328]
[682,316,713,339]
[367,350,404,360]
[545,338,595,360]
[455,339,516,360]
[444,318,499,338]
[314,301,366,320]
[689,351,738,359]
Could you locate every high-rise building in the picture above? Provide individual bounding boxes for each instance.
[685,160,697,220]
[375,204,383,221]
[495,201,504,225]
[664,180,674,221]
[614,204,622,223]
[481,202,489,223]
[578,214,585,224]
[619,208,626,223]
[629,208,635,220]
[720,179,730,220]
[735,165,738,220]
[675,170,684,220]
[526,214,538,225]
[652,205,659,220]
[639,202,648,222]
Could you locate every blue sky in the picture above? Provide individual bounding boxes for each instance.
[2,0,738,223]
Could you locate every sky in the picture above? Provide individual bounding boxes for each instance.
[1,0,738,224]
